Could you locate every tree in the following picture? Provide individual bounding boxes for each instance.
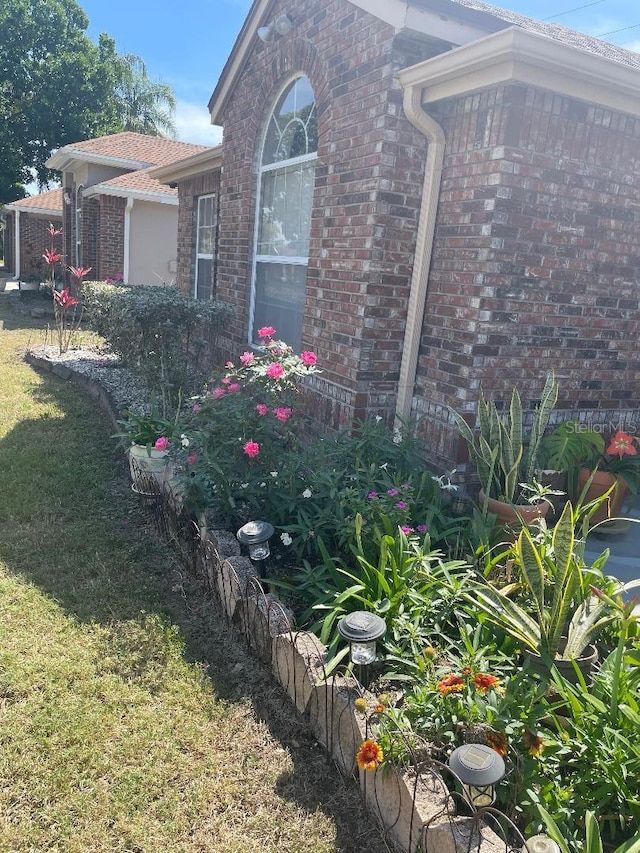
[114,55,177,139]
[0,0,127,203]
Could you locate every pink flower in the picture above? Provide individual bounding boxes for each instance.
[154,436,170,451]
[221,376,231,385]
[400,525,415,535]
[395,501,408,509]
[273,407,293,422]
[47,222,62,238]
[225,361,234,368]
[187,453,198,465]
[266,362,285,380]
[368,492,379,499]
[68,265,92,281]
[387,488,399,497]
[417,524,428,533]
[258,326,276,339]
[243,440,260,458]
[53,287,79,309]
[227,382,240,392]
[256,403,268,415]
[300,351,317,366]
[210,388,226,399]
[240,351,255,365]
[191,403,201,414]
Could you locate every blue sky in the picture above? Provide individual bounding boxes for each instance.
[76,0,639,145]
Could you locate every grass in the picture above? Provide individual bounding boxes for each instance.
[0,296,389,853]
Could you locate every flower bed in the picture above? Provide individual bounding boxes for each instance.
[26,319,640,853]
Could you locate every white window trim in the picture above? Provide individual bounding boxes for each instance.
[195,193,216,299]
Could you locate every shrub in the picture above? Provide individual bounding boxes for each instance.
[83,282,233,413]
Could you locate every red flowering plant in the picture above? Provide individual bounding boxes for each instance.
[172,327,319,525]
[576,428,640,494]
[42,222,63,291]
[52,266,90,354]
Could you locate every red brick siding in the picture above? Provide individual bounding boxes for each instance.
[176,171,221,296]
[411,84,640,469]
[11,212,63,279]
[96,195,125,281]
[214,0,444,429]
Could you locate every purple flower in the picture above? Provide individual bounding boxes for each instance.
[367,491,379,499]
[400,525,415,535]
[417,524,428,533]
[395,501,408,509]
[387,488,399,497]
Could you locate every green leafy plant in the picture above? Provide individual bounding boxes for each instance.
[464,501,615,661]
[113,395,180,450]
[538,420,604,472]
[450,373,558,504]
[536,807,640,853]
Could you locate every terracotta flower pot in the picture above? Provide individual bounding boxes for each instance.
[479,491,549,539]
[577,467,628,526]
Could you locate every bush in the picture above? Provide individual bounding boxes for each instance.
[83,282,233,413]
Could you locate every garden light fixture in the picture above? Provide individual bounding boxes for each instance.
[236,520,274,563]
[338,611,386,667]
[525,836,561,853]
[447,743,506,808]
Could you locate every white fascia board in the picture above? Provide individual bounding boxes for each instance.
[4,203,61,216]
[83,184,178,206]
[149,146,224,184]
[45,148,151,172]
[399,26,640,117]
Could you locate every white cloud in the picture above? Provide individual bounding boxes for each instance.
[620,38,640,52]
[175,100,223,146]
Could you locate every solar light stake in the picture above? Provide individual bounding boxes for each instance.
[338,611,386,686]
[448,743,506,808]
[525,836,561,853]
[236,520,274,573]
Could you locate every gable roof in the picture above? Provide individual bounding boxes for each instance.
[208,0,639,122]
[4,187,63,216]
[84,169,179,205]
[46,132,210,172]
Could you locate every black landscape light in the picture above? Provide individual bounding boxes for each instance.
[448,743,506,808]
[236,520,274,567]
[338,611,386,671]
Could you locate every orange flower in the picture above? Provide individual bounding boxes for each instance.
[473,673,500,693]
[523,730,544,756]
[357,739,384,771]
[606,430,637,459]
[486,731,509,757]
[461,666,472,676]
[437,673,465,695]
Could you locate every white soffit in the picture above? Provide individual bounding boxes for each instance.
[399,26,640,117]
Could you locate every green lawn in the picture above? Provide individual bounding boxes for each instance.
[0,296,387,853]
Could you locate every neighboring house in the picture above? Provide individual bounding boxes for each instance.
[4,189,63,281]
[155,0,640,469]
[39,132,212,286]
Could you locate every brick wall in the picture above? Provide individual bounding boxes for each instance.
[213,0,445,429]
[176,171,221,297]
[412,84,640,470]
[12,213,63,279]
[96,195,125,281]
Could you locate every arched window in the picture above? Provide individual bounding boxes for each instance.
[250,75,317,349]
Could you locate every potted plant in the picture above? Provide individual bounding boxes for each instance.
[19,273,42,292]
[573,429,640,525]
[450,373,559,527]
[463,501,615,678]
[114,398,179,491]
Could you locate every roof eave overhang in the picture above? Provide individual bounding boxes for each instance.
[399,26,640,117]
[83,184,178,206]
[4,203,62,216]
[149,146,224,184]
[207,0,502,124]
[45,148,152,172]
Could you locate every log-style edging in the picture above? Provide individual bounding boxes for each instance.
[25,346,527,853]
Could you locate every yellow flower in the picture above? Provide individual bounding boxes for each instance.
[354,697,367,714]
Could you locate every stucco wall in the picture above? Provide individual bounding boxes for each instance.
[128,200,178,286]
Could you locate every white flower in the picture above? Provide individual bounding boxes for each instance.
[432,470,459,492]
[260,482,266,488]
[379,462,389,470]
[240,483,249,489]
[302,488,312,498]
[280,532,293,546]
[270,471,278,478]
[180,434,190,448]
[375,415,382,423]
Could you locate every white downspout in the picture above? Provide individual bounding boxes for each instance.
[123,197,134,283]
[394,79,446,426]
[13,210,20,280]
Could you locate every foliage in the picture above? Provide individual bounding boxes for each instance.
[538,420,604,472]
[464,502,615,661]
[450,373,558,504]
[0,1,123,201]
[113,394,180,449]
[114,54,177,138]
[82,282,233,413]
[172,328,318,524]
[577,429,640,494]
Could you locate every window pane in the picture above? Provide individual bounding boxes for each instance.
[262,76,317,165]
[257,162,314,257]
[196,257,213,301]
[253,262,306,350]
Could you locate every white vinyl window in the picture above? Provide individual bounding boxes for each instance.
[195,194,216,300]
[250,75,317,349]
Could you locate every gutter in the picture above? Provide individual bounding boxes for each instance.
[123,197,134,283]
[394,80,446,426]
